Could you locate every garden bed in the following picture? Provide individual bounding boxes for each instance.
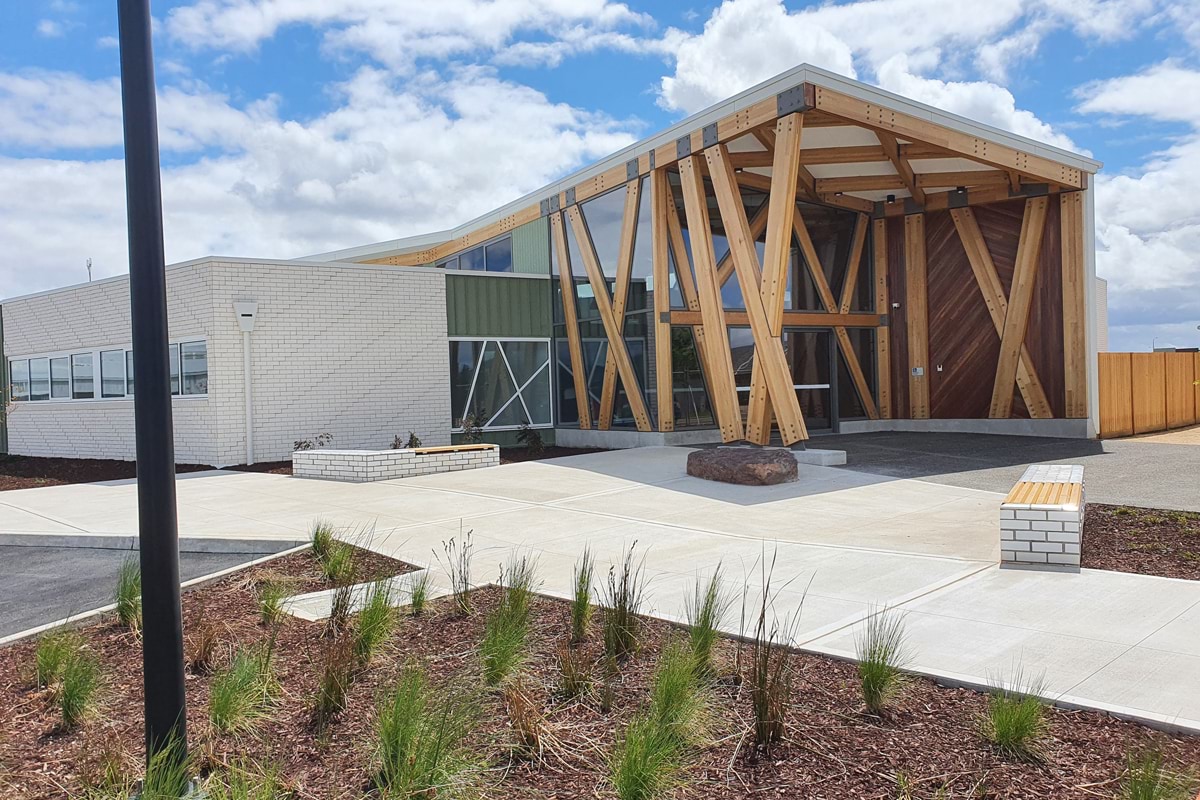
[1,539,1197,799]
[1083,504,1200,581]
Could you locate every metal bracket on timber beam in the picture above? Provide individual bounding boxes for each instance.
[706,143,809,445]
[678,155,745,442]
[989,197,1049,418]
[549,212,592,429]
[566,206,653,432]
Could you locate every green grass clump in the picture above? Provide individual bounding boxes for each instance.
[685,567,731,679]
[374,666,478,797]
[139,733,193,800]
[59,649,101,729]
[209,646,275,734]
[257,581,290,626]
[439,530,475,615]
[408,570,431,616]
[353,580,397,666]
[480,556,538,686]
[35,629,83,690]
[570,548,595,644]
[114,556,141,632]
[310,519,335,562]
[855,607,910,715]
[609,716,680,800]
[320,541,356,585]
[556,640,592,699]
[204,759,288,800]
[602,543,647,662]
[1120,748,1196,800]
[312,636,355,732]
[981,670,1047,758]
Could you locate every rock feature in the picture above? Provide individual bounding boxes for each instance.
[686,447,798,486]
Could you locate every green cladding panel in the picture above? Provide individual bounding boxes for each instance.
[511,217,550,275]
[446,274,552,338]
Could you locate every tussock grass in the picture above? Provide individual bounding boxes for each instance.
[320,541,356,585]
[188,605,221,675]
[35,629,82,690]
[502,677,544,757]
[981,668,1047,759]
[257,581,290,626]
[114,556,141,632]
[439,529,475,615]
[1120,748,1196,800]
[601,542,647,662]
[570,547,595,644]
[210,645,275,734]
[685,566,731,680]
[139,733,194,800]
[312,636,355,733]
[408,570,431,616]
[204,759,289,800]
[855,606,910,716]
[373,665,478,797]
[59,649,100,729]
[310,519,336,563]
[556,640,592,700]
[353,580,397,666]
[746,549,801,758]
[480,555,538,686]
[609,716,680,800]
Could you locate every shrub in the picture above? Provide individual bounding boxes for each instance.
[516,423,545,456]
[981,669,1047,758]
[855,606,910,715]
[310,519,336,563]
[139,732,194,800]
[685,566,730,680]
[210,646,275,734]
[59,650,101,729]
[438,530,475,616]
[570,547,595,644]
[502,678,544,757]
[556,640,592,700]
[312,636,355,733]
[257,581,290,626]
[114,556,141,632]
[392,431,422,450]
[480,556,538,686]
[1120,748,1196,800]
[458,413,485,444]
[374,666,478,797]
[35,629,82,690]
[353,580,397,667]
[408,570,431,616]
[602,542,647,662]
[293,432,333,451]
[747,551,798,758]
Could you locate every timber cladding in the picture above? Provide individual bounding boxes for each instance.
[1099,351,1198,438]
[884,197,1073,421]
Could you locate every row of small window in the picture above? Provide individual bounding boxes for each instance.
[435,234,513,273]
[9,341,208,402]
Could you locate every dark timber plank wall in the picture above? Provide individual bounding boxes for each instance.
[885,216,910,419]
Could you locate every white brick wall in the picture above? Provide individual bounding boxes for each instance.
[293,445,500,482]
[1000,465,1085,568]
[3,258,451,466]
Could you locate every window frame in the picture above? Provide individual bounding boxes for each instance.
[7,339,209,403]
[448,336,553,432]
[435,232,515,273]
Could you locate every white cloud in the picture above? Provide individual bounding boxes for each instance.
[36,19,64,38]
[1076,61,1200,124]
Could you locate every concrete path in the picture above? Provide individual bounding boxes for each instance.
[0,447,1196,732]
[816,431,1200,512]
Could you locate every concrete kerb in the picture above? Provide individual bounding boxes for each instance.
[0,532,306,554]
[0,543,311,646]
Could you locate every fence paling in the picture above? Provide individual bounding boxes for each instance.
[1098,351,1197,438]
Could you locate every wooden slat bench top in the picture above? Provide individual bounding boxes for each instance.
[1004,481,1083,508]
[410,444,497,455]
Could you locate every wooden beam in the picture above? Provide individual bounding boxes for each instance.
[651,169,674,432]
[801,145,887,165]
[549,211,592,429]
[670,310,885,327]
[707,143,809,445]
[819,192,877,213]
[950,208,1053,418]
[914,170,1010,189]
[834,326,879,420]
[989,196,1049,418]
[904,213,931,419]
[595,182,643,429]
[1060,192,1088,419]
[873,218,892,419]
[816,175,906,194]
[728,151,775,169]
[752,124,819,200]
[793,209,839,313]
[838,214,870,314]
[877,130,925,205]
[678,155,744,442]
[899,142,957,159]
[566,205,653,432]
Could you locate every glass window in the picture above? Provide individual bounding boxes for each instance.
[100,350,125,398]
[554,337,578,426]
[449,340,483,426]
[29,357,50,401]
[180,341,207,395]
[9,360,29,402]
[71,353,94,399]
[126,350,135,395]
[670,328,712,429]
[449,339,552,429]
[169,344,180,395]
[460,246,485,271]
[500,340,551,425]
[579,187,626,279]
[50,357,70,398]
[437,256,459,270]
[485,237,512,272]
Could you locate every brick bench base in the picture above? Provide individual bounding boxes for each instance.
[292,444,500,482]
[1000,464,1084,568]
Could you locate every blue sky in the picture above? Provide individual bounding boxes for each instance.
[1,0,1198,351]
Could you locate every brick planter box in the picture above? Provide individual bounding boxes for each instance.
[292,444,499,483]
[1000,464,1084,568]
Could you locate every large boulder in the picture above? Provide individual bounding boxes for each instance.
[686,447,798,486]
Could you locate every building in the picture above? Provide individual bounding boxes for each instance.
[0,65,1103,466]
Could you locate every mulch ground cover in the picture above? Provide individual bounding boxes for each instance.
[1083,504,1200,581]
[1,547,1197,799]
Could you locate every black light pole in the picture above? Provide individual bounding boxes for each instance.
[116,0,188,765]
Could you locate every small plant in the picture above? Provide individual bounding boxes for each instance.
[556,640,593,699]
[392,431,422,449]
[609,715,679,800]
[1120,747,1195,800]
[312,636,356,733]
[374,666,478,797]
[327,583,354,637]
[353,580,397,666]
[59,650,101,729]
[747,551,800,758]
[437,529,475,615]
[856,606,910,716]
[35,629,82,690]
[516,423,545,456]
[408,570,431,616]
[293,432,333,451]
[570,547,595,644]
[320,540,356,585]
[257,580,290,626]
[204,759,289,800]
[685,566,731,680]
[114,555,142,632]
[187,606,221,674]
[458,411,485,444]
[140,732,194,800]
[981,669,1047,759]
[310,518,336,563]
[209,645,275,734]
[602,542,647,662]
[480,555,538,686]
[502,677,544,757]
[599,655,619,714]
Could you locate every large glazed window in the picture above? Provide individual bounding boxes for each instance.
[7,340,206,402]
[180,341,208,395]
[436,233,514,273]
[449,338,552,430]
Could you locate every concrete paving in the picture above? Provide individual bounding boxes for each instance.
[814,431,1200,512]
[0,446,1196,732]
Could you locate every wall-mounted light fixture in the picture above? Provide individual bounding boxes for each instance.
[886,194,896,204]
[955,186,967,195]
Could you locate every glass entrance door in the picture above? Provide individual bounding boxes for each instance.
[729,327,836,434]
